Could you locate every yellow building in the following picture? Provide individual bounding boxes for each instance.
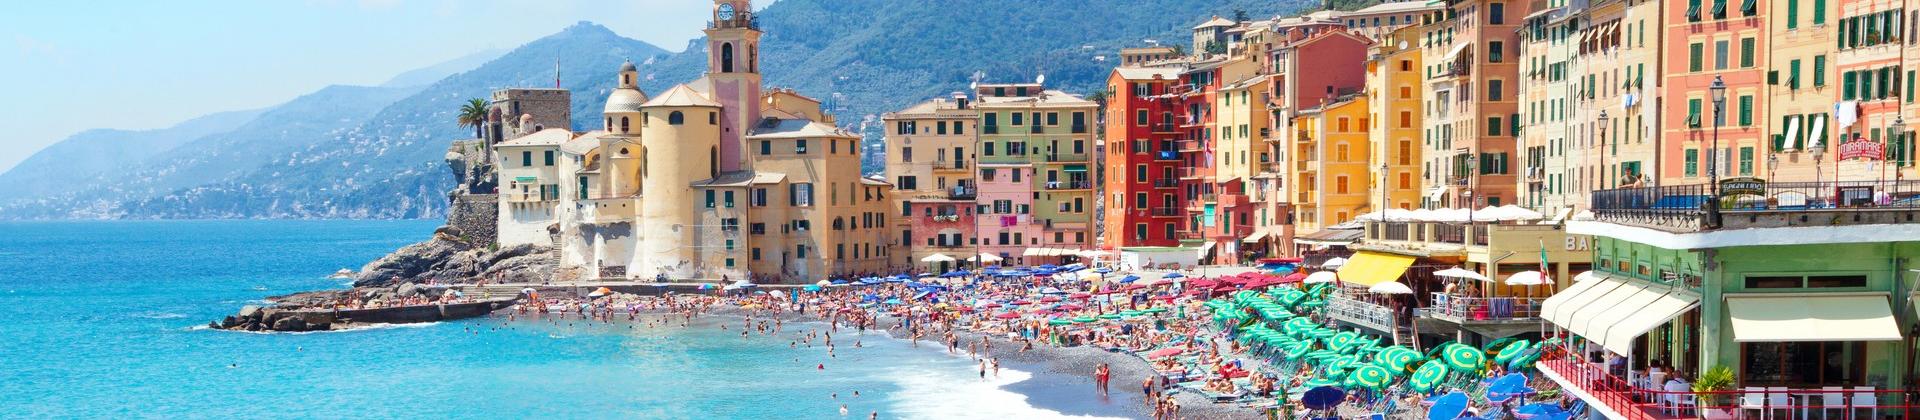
[543,0,894,283]
[1290,94,1373,233]
[1368,28,1425,212]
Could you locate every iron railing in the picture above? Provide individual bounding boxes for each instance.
[1590,180,1920,229]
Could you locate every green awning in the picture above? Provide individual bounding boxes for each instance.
[513,176,538,182]
[1063,164,1089,172]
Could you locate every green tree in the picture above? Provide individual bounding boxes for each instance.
[457,98,489,139]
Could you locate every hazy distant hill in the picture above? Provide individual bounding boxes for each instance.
[0,109,261,199]
[383,48,510,88]
[2,1,1312,219]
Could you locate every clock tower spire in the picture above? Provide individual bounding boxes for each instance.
[705,0,761,173]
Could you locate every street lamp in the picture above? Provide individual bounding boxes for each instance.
[1597,110,1610,190]
[1707,76,1727,228]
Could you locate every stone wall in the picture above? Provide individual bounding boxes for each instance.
[449,193,498,246]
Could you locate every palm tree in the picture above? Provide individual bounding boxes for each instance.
[457,98,489,139]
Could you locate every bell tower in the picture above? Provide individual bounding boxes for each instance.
[705,0,761,173]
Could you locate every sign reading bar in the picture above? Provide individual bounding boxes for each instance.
[1838,134,1886,161]
[1718,177,1766,197]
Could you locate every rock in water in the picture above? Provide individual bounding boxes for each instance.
[237,305,261,319]
[271,317,308,331]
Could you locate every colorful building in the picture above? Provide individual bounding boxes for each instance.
[973,82,1099,264]
[1423,0,1529,209]
[1369,26,1429,214]
[1103,67,1187,249]
[1658,0,1766,186]
[882,95,980,271]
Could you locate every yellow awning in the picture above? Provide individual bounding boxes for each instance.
[1241,229,1270,243]
[1728,294,1904,342]
[1334,251,1416,287]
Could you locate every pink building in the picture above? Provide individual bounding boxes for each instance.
[975,164,1040,265]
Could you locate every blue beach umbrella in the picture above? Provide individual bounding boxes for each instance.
[941,270,970,278]
[803,285,822,292]
[1427,391,1468,420]
[1485,373,1534,403]
[1300,386,1345,410]
[1120,275,1141,283]
[1514,403,1566,419]
[1162,272,1185,279]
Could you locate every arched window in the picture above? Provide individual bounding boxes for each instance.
[620,116,630,133]
[669,111,685,125]
[605,117,612,131]
[721,43,735,73]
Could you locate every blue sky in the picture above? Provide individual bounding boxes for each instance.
[0,0,747,172]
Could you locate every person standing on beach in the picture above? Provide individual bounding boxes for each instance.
[978,359,987,380]
[1094,363,1110,395]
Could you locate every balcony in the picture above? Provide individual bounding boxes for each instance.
[1177,139,1206,152]
[1535,357,1915,420]
[1044,153,1088,163]
[923,214,965,224]
[1324,294,1401,335]
[1029,125,1043,134]
[1152,123,1177,133]
[1043,180,1092,190]
[1154,150,1180,161]
[947,186,977,200]
[933,159,969,171]
[1420,293,1543,324]
[1150,207,1182,217]
[1152,178,1179,188]
[1178,168,1206,180]
[1198,193,1218,203]
[983,125,1000,135]
[1589,180,1920,232]
[1071,124,1088,134]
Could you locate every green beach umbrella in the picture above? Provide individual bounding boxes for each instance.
[1483,337,1522,355]
[1375,346,1423,372]
[1327,331,1359,351]
[1120,310,1143,316]
[1329,355,1361,370]
[1507,342,1546,370]
[1097,313,1123,320]
[1047,318,1074,326]
[1493,340,1533,364]
[1073,315,1097,323]
[1346,364,1396,390]
[1442,343,1485,372]
[1302,378,1340,388]
[1321,366,1351,380]
[1308,328,1338,338]
[1407,361,1449,393]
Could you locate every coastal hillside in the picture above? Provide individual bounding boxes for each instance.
[0,108,261,199]
[1,0,1309,220]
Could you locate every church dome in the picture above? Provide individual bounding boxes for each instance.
[604,87,650,113]
[620,61,637,72]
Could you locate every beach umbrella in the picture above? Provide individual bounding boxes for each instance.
[816,280,831,286]
[1375,346,1422,371]
[1300,386,1346,410]
[1486,373,1535,403]
[803,285,822,292]
[1442,343,1485,372]
[1047,318,1074,326]
[1146,347,1186,358]
[993,312,1021,320]
[1329,355,1362,370]
[588,286,613,297]
[1321,257,1347,268]
[1040,296,1062,303]
[1426,391,1468,420]
[1097,313,1122,320]
[1119,274,1141,283]
[1515,403,1567,420]
[1493,340,1534,364]
[1072,315,1096,323]
[1327,331,1359,351]
[1432,266,1490,282]
[1303,271,1338,284]
[1070,292,1092,299]
[1346,364,1396,390]
[1367,281,1415,294]
[1408,361,1450,393]
[1507,343,1546,370]
[1504,271,1548,286]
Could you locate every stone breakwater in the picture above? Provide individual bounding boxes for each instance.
[212,298,518,332]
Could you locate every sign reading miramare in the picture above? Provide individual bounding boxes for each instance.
[1838,134,1887,161]
[1718,177,1766,197]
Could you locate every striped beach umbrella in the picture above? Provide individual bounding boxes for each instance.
[1493,340,1533,364]
[1374,346,1423,372]
[1442,343,1485,372]
[1326,331,1359,351]
[1345,364,1396,390]
[1407,361,1450,393]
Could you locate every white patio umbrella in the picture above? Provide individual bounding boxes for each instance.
[1504,271,1548,286]
[1322,257,1348,268]
[921,253,956,263]
[970,253,1004,263]
[1304,271,1339,284]
[1367,281,1415,294]
[1433,266,1491,282]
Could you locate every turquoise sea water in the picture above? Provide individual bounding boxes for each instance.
[0,220,1136,419]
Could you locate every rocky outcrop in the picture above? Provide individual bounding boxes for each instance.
[212,305,334,332]
[352,229,555,287]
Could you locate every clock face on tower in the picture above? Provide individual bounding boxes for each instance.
[717,3,736,21]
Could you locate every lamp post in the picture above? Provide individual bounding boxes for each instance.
[1707,76,1727,228]
[1597,110,1610,190]
[1893,116,1907,183]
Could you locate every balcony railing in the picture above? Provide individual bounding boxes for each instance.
[1177,139,1205,152]
[1152,123,1177,133]
[933,159,968,170]
[1044,153,1087,162]
[1071,124,1088,134]
[924,214,964,223]
[1029,125,1043,134]
[983,125,1000,134]
[1152,178,1179,188]
[1155,150,1180,161]
[1150,207,1182,217]
[1421,293,1542,322]
[1590,180,1920,231]
[1325,294,1399,334]
[1536,357,1915,420]
[947,186,977,200]
[1043,180,1091,190]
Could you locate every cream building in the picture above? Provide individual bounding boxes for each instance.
[1368,27,1427,212]
[495,0,895,283]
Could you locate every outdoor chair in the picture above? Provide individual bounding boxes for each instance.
[1738,387,1769,419]
[1765,387,1791,420]
[1662,381,1696,416]
[1818,387,1846,419]
[1850,386,1877,420]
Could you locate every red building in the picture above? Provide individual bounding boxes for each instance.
[1102,67,1187,248]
